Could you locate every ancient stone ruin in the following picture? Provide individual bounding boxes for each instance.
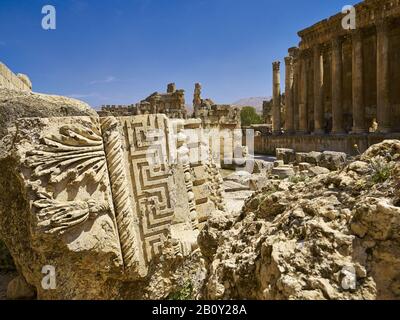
[99,83,187,119]
[0,63,234,299]
[1,0,400,301]
[253,0,400,156]
[0,62,32,92]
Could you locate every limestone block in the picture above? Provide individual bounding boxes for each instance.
[17,74,32,91]
[0,114,203,299]
[251,159,274,175]
[0,88,97,140]
[271,166,295,179]
[305,151,323,165]
[0,62,31,91]
[193,184,211,202]
[1,116,124,299]
[274,160,284,168]
[225,170,252,181]
[196,201,218,223]
[348,161,370,175]
[296,152,308,163]
[299,162,312,171]
[320,151,347,171]
[276,148,296,164]
[223,180,251,192]
[307,166,330,177]
[178,121,226,222]
[352,197,400,241]
[191,165,207,185]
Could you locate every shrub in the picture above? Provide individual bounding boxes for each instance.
[288,174,308,184]
[240,106,262,126]
[168,281,193,300]
[369,156,394,184]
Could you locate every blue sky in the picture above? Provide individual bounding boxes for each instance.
[0,0,359,108]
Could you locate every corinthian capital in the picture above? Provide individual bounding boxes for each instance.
[272,61,281,71]
[284,56,293,66]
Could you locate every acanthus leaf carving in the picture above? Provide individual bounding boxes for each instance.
[33,192,110,236]
[25,120,107,187]
[24,119,113,237]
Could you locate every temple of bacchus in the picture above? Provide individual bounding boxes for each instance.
[260,0,400,155]
[2,1,400,300]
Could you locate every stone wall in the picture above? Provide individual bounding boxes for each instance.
[275,0,400,135]
[174,119,226,227]
[99,83,187,119]
[0,62,31,92]
[1,113,215,298]
[252,132,400,155]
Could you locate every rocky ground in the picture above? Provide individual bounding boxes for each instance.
[1,86,399,300]
[0,272,17,300]
[199,140,400,300]
[2,140,400,300]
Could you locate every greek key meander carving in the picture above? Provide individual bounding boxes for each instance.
[22,115,221,277]
[120,115,176,266]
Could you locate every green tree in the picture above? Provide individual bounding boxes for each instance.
[240,106,262,126]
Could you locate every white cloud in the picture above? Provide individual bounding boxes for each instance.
[89,76,117,85]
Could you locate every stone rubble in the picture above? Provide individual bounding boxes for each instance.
[199,140,400,300]
[1,73,400,301]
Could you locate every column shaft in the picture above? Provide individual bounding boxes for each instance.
[272,61,281,134]
[313,45,324,134]
[352,29,366,133]
[331,37,344,133]
[293,58,300,132]
[376,20,391,133]
[284,56,294,133]
[298,55,308,133]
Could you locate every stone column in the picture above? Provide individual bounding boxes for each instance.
[376,19,391,133]
[272,61,281,134]
[331,37,345,134]
[167,83,176,93]
[313,44,324,134]
[293,57,300,132]
[284,56,294,133]
[352,29,366,133]
[298,53,308,133]
[193,83,202,118]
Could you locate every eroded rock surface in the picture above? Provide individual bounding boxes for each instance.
[199,140,400,300]
[0,90,220,299]
[0,88,97,141]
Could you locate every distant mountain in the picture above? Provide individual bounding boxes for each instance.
[232,96,271,113]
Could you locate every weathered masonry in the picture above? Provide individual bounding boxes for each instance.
[10,114,225,281]
[255,0,400,153]
[0,62,32,91]
[261,0,400,154]
[99,83,187,119]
